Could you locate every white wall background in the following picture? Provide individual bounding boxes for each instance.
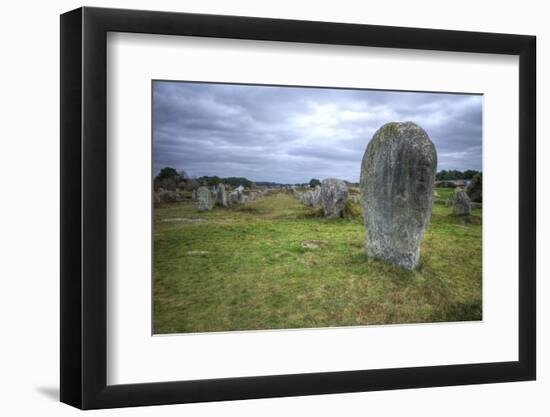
[0,0,545,415]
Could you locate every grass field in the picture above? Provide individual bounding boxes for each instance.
[153,188,482,334]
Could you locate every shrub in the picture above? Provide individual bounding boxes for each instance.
[343,200,363,220]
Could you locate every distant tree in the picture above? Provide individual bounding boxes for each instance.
[463,170,480,180]
[157,167,179,181]
[436,169,481,181]
[309,178,321,188]
[155,167,192,190]
[195,175,258,188]
[196,176,220,187]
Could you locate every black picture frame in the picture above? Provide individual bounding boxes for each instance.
[60,6,536,410]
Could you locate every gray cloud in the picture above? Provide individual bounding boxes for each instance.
[153,81,482,183]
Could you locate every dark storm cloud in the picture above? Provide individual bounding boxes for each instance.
[153,81,482,183]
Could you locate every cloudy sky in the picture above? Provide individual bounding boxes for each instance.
[153,81,482,184]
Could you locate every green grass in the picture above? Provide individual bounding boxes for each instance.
[153,188,482,334]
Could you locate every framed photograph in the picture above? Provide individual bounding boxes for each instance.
[60,6,536,409]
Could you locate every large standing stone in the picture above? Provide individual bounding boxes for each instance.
[453,187,472,216]
[216,183,228,207]
[360,122,437,270]
[320,179,348,218]
[197,186,214,211]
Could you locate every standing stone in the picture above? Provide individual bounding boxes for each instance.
[360,122,437,270]
[192,189,197,200]
[453,187,472,216]
[302,190,315,206]
[467,173,482,203]
[160,190,182,202]
[228,190,239,205]
[320,179,348,218]
[312,185,321,205]
[216,183,228,207]
[197,186,214,211]
[249,191,260,201]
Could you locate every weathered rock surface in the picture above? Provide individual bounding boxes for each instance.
[216,183,228,207]
[320,179,348,218]
[299,190,313,206]
[360,122,437,270]
[197,186,214,211]
[453,187,472,216]
[312,185,321,205]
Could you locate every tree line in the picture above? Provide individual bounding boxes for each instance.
[436,169,481,181]
[153,167,255,190]
[154,166,481,191]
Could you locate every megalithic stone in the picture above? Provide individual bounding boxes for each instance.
[216,183,228,207]
[360,122,437,270]
[197,186,214,211]
[452,187,472,216]
[320,178,348,218]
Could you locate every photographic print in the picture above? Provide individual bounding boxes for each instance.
[152,81,483,335]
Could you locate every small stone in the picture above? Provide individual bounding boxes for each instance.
[158,190,182,203]
[453,187,472,216]
[160,217,206,223]
[301,240,328,249]
[186,250,210,255]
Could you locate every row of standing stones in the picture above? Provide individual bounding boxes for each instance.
[291,121,478,270]
[293,179,351,218]
[157,121,479,271]
[196,184,269,211]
